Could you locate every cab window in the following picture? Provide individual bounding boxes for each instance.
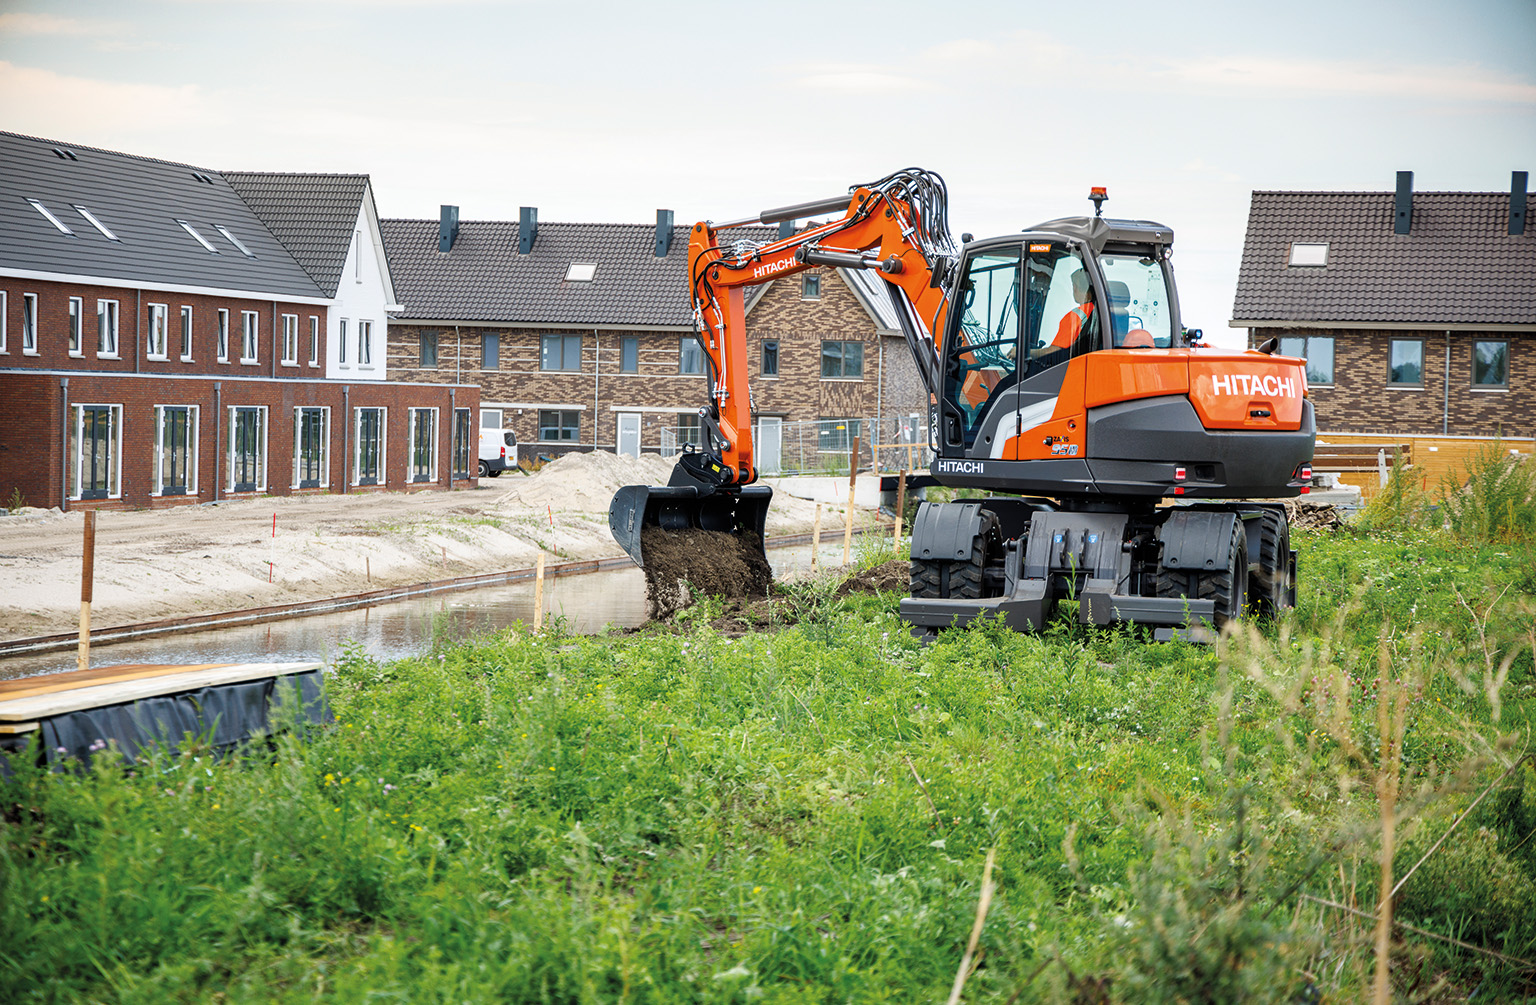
[1097,253,1173,348]
[944,247,1021,447]
[1023,245,1096,367]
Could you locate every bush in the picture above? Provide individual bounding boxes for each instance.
[1438,441,1536,544]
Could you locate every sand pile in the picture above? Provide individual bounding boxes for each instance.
[495,451,679,514]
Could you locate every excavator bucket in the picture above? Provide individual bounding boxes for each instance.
[609,483,773,568]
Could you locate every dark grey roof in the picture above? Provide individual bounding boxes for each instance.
[223,172,369,297]
[1232,189,1536,326]
[381,218,775,327]
[0,131,323,299]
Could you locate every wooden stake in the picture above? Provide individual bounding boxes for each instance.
[533,551,546,631]
[842,435,859,566]
[77,510,96,672]
[811,503,822,573]
[894,468,908,549]
[366,555,371,582]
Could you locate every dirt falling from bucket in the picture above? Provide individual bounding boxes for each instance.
[639,527,772,619]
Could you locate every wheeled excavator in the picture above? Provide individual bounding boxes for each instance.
[610,169,1316,639]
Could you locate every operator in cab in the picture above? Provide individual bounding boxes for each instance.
[1031,268,1094,359]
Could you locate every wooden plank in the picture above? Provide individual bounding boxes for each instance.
[0,662,323,722]
[0,664,232,701]
[0,721,39,734]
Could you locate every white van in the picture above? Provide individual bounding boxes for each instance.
[478,410,518,478]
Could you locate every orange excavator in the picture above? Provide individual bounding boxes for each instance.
[611,169,1315,639]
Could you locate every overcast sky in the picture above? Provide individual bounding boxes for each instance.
[2,0,1533,343]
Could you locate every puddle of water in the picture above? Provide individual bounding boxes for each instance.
[0,540,883,680]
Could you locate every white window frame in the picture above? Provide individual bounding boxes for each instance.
[217,309,230,362]
[1287,243,1329,268]
[68,297,83,356]
[240,311,259,364]
[308,316,320,367]
[70,403,123,501]
[153,404,199,497]
[96,299,119,358]
[21,292,38,354]
[292,406,330,489]
[802,272,822,300]
[358,320,373,367]
[281,313,299,365]
[338,318,349,366]
[353,406,387,486]
[0,290,6,352]
[214,223,254,257]
[179,306,193,361]
[27,198,74,235]
[73,205,118,241]
[146,303,168,360]
[407,407,438,483]
[226,405,269,493]
[177,219,220,254]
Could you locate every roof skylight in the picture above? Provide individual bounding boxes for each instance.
[214,224,255,257]
[73,205,119,241]
[27,198,74,235]
[1288,242,1329,267]
[565,262,598,282]
[176,219,220,254]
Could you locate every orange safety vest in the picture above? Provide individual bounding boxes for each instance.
[1052,301,1093,348]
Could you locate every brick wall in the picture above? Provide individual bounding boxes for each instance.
[0,278,327,379]
[1250,327,1536,437]
[0,370,478,512]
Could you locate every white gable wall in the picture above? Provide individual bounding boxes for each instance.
[327,189,395,381]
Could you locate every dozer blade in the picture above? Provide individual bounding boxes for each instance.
[609,483,773,568]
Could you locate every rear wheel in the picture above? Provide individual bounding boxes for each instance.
[1251,508,1291,618]
[1151,516,1248,629]
[478,459,490,478]
[909,512,996,600]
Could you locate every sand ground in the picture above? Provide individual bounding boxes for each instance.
[0,452,868,640]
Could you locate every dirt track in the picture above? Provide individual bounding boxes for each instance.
[0,452,835,640]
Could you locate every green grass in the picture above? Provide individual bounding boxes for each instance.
[2,528,1534,1002]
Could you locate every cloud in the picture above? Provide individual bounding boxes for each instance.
[0,62,213,138]
[787,63,929,95]
[1168,56,1536,105]
[0,12,112,35]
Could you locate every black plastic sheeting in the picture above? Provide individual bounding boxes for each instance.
[0,669,329,776]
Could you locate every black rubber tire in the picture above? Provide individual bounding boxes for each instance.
[487,469,501,478]
[1150,516,1248,629]
[1251,507,1291,619]
[478,460,490,478]
[908,512,996,600]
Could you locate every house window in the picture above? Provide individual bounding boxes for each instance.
[294,407,328,489]
[420,330,438,368]
[354,407,385,486]
[281,314,299,365]
[228,406,267,493]
[482,332,499,370]
[538,409,581,441]
[338,319,348,365]
[68,297,83,356]
[217,309,230,362]
[180,306,193,360]
[817,418,861,453]
[821,340,864,379]
[27,198,74,235]
[564,262,597,282]
[408,408,437,482]
[177,219,220,254]
[452,408,472,480]
[214,224,255,257]
[22,293,38,353]
[620,336,638,373]
[1389,339,1423,386]
[70,404,121,500]
[1473,341,1509,387]
[0,291,6,351]
[1277,335,1333,385]
[802,272,822,299]
[678,337,704,375]
[97,299,119,357]
[761,339,779,376]
[541,334,582,371]
[354,230,362,281]
[240,311,259,363]
[358,320,372,366]
[74,205,118,241]
[676,413,702,450]
[308,316,319,366]
[154,405,198,497]
[1288,243,1329,267]
[147,303,168,359]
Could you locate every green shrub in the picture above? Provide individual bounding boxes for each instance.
[1358,448,1431,534]
[1439,440,1536,544]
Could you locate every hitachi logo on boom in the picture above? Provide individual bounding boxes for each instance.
[751,257,797,280]
[1210,373,1296,397]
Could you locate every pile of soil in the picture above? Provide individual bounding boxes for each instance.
[835,558,910,597]
[638,527,773,618]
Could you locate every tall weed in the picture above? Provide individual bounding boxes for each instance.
[1439,440,1536,544]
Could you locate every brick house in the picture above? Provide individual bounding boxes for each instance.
[1231,171,1535,437]
[381,209,923,471]
[0,132,478,511]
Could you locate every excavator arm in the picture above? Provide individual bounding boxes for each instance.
[610,168,959,567]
